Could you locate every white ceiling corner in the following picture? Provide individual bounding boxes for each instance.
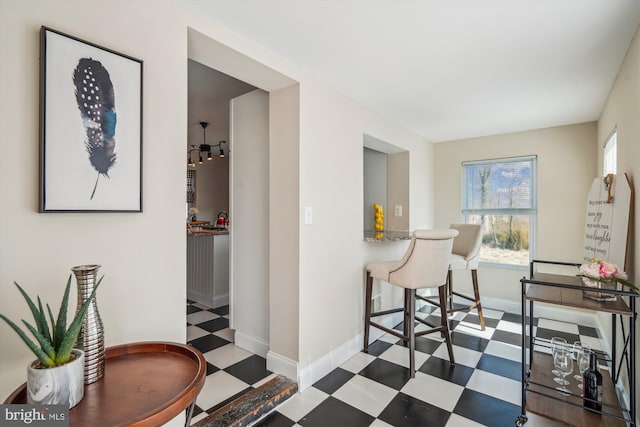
[187,0,640,143]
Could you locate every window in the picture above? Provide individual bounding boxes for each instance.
[603,129,617,175]
[462,156,536,267]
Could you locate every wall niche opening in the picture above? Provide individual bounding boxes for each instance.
[363,134,409,235]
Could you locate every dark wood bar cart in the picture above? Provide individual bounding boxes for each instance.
[517,260,637,426]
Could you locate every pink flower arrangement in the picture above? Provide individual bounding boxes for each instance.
[577,259,637,290]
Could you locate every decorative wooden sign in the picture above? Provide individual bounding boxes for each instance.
[583,173,633,271]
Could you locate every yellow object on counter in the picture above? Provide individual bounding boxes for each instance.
[374,203,384,231]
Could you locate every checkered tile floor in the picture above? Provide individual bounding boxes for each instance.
[187,300,604,426]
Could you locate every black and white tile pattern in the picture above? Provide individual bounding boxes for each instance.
[187,301,603,426]
[187,301,278,424]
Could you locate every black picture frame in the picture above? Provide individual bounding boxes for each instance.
[39,26,143,212]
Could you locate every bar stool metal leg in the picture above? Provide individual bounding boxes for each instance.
[439,285,455,365]
[408,289,417,377]
[364,271,373,352]
[447,270,454,312]
[471,269,485,330]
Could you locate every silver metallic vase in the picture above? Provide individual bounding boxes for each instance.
[72,264,105,385]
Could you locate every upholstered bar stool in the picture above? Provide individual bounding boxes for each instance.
[364,229,458,377]
[446,223,485,330]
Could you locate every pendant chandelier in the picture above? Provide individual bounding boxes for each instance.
[187,121,227,167]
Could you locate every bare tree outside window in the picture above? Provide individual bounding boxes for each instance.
[463,157,536,266]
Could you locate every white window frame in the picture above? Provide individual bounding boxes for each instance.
[603,128,617,175]
[462,155,537,269]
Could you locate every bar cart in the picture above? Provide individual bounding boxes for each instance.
[517,260,637,426]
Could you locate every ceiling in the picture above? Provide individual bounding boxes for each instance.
[188,59,256,147]
[188,0,640,143]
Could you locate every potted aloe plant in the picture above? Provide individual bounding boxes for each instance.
[0,275,101,408]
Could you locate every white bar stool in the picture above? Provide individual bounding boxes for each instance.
[364,229,458,377]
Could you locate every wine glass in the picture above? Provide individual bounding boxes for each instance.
[550,337,567,377]
[572,341,588,383]
[575,347,591,388]
[571,341,582,360]
[554,348,573,395]
[572,341,590,371]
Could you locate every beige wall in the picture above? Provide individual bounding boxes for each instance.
[229,89,270,355]
[434,123,597,305]
[5,0,631,406]
[187,24,435,387]
[0,0,435,397]
[0,2,190,413]
[269,84,301,364]
[597,24,640,413]
[363,148,387,231]
[297,78,435,385]
[387,151,410,232]
[193,159,230,223]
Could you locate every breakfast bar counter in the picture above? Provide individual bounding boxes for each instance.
[363,230,412,242]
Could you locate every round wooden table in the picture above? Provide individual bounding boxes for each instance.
[4,342,207,427]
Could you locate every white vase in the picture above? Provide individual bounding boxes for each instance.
[27,349,84,408]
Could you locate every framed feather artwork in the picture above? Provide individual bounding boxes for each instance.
[39,27,143,212]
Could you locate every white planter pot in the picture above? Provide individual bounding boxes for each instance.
[27,349,84,408]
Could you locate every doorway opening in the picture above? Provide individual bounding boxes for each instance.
[187,27,299,370]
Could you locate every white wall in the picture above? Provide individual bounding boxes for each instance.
[0,3,189,417]
[363,148,387,231]
[387,151,410,232]
[433,123,597,307]
[188,59,255,223]
[297,79,434,387]
[269,84,301,367]
[188,98,231,225]
[597,24,640,415]
[193,159,229,223]
[186,8,436,387]
[230,89,270,356]
[6,0,632,409]
[0,0,435,399]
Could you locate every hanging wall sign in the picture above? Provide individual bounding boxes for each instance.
[583,173,633,271]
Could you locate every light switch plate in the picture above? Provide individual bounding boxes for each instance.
[395,205,402,217]
[304,207,313,224]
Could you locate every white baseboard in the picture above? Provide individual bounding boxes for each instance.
[266,351,298,383]
[294,296,600,392]
[416,292,597,327]
[479,295,597,327]
[297,311,404,391]
[212,293,230,308]
[595,314,636,427]
[592,313,630,421]
[298,333,362,391]
[235,331,269,358]
[187,291,229,309]
[477,295,521,316]
[263,296,602,398]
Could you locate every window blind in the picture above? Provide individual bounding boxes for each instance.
[462,156,536,216]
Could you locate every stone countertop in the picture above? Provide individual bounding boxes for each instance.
[187,228,229,236]
[363,230,412,242]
